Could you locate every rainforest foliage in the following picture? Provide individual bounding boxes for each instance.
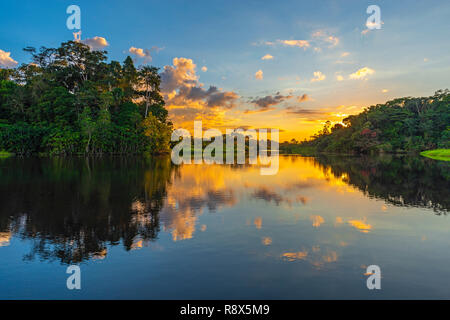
[293,90,450,154]
[0,41,172,155]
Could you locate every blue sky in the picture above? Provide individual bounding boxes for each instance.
[1,0,449,139]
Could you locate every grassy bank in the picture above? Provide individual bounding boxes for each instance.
[0,151,13,158]
[420,149,450,161]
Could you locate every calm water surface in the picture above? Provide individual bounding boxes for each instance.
[0,155,449,299]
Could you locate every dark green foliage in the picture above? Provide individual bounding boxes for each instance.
[300,90,450,154]
[0,41,171,155]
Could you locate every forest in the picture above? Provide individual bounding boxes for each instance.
[0,41,172,155]
[282,90,450,155]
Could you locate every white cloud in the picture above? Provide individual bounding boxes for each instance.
[311,71,326,82]
[255,69,263,80]
[349,67,375,79]
[0,49,18,68]
[81,36,109,50]
[261,54,273,60]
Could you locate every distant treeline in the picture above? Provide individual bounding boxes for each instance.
[0,41,172,155]
[281,90,450,154]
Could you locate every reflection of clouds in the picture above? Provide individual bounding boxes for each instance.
[254,217,262,229]
[310,215,325,227]
[250,186,309,207]
[348,219,372,233]
[252,187,284,205]
[0,232,11,247]
[153,156,379,244]
[91,248,107,260]
[281,246,339,269]
[262,237,272,245]
[162,188,235,242]
[161,166,237,241]
[281,251,308,261]
[322,251,338,263]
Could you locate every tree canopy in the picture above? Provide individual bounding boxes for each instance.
[295,90,450,154]
[0,41,172,155]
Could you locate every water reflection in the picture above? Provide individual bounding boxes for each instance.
[0,154,448,265]
[0,157,173,263]
[314,155,449,213]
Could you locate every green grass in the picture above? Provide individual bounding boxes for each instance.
[420,149,450,161]
[0,151,13,158]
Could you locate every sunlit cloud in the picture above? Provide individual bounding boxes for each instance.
[261,54,274,60]
[161,57,239,109]
[279,39,310,48]
[297,94,310,102]
[259,32,339,53]
[285,107,324,117]
[81,36,109,50]
[341,52,350,57]
[0,49,18,68]
[201,66,208,72]
[381,89,388,93]
[311,71,326,82]
[255,69,264,80]
[129,46,152,62]
[336,75,344,81]
[312,30,339,47]
[251,93,293,109]
[349,67,375,80]
[262,237,272,245]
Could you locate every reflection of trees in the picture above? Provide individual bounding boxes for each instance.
[0,156,174,264]
[314,155,450,214]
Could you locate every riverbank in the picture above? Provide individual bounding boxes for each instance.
[0,151,13,158]
[420,149,450,161]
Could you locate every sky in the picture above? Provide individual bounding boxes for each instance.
[0,0,449,141]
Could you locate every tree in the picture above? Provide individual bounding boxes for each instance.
[142,114,172,154]
[0,41,171,155]
[80,107,96,153]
